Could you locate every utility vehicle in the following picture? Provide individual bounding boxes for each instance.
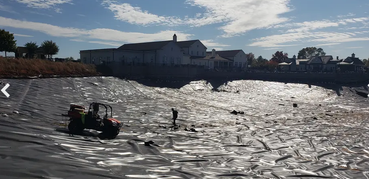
[62,102,122,139]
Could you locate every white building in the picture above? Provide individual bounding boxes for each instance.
[80,34,206,66]
[80,48,116,64]
[80,34,247,70]
[191,49,248,69]
[178,39,207,65]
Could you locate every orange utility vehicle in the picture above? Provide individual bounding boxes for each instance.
[62,102,122,139]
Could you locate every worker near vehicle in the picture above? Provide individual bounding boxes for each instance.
[171,108,178,126]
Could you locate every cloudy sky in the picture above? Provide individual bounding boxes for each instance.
[0,0,369,60]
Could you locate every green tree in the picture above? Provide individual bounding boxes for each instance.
[65,57,74,61]
[270,51,288,63]
[41,40,59,60]
[297,47,326,59]
[256,56,268,67]
[246,53,255,67]
[0,29,17,57]
[24,41,38,59]
[363,59,369,67]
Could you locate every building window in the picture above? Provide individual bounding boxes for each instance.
[202,52,204,56]
[197,51,199,55]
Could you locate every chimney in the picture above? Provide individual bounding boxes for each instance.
[212,49,216,57]
[173,34,177,42]
[336,56,339,60]
[352,53,355,58]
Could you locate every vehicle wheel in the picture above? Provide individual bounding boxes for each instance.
[102,127,120,139]
[68,120,84,134]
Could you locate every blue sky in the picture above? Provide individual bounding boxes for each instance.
[1,0,369,60]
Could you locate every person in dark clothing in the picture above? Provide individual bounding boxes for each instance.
[171,108,178,125]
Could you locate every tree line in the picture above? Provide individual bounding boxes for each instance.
[0,29,59,59]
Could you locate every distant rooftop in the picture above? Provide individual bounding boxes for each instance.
[206,50,243,58]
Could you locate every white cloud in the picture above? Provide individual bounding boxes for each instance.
[102,0,292,37]
[202,40,230,50]
[87,40,123,47]
[315,43,340,47]
[249,31,369,48]
[26,10,53,17]
[70,39,84,42]
[338,13,355,18]
[15,0,72,12]
[347,46,363,49]
[102,0,182,26]
[55,8,61,13]
[277,17,369,33]
[71,38,129,47]
[249,32,307,47]
[249,15,369,48]
[14,33,33,37]
[185,0,292,37]
[0,3,17,13]
[0,16,194,45]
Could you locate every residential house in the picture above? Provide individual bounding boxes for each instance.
[177,37,207,65]
[80,34,247,70]
[295,59,309,72]
[337,53,365,72]
[205,49,248,69]
[80,48,116,64]
[324,56,341,72]
[190,49,230,69]
[278,53,365,73]
[80,34,202,66]
[279,55,339,72]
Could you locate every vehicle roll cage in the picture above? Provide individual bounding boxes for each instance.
[88,102,113,118]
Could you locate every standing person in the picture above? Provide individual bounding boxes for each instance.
[171,108,178,125]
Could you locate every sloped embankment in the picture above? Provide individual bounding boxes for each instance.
[0,58,98,78]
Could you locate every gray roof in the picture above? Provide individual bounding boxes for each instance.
[327,59,341,64]
[80,48,116,52]
[193,54,232,62]
[206,50,243,58]
[307,56,323,64]
[343,57,364,65]
[117,39,205,51]
[321,56,333,64]
[117,41,172,51]
[307,55,334,64]
[177,40,198,48]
